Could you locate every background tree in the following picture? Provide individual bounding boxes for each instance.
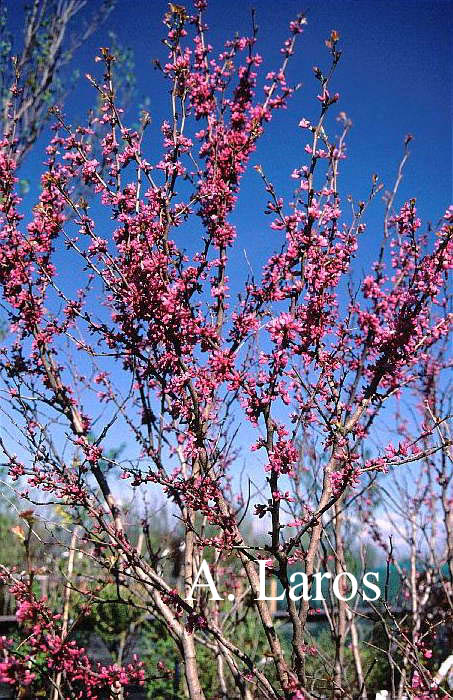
[0,0,115,166]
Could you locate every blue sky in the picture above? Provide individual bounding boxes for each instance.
[2,1,452,511]
[8,0,452,309]
[7,0,452,223]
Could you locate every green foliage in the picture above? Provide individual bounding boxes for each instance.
[303,627,390,696]
[86,583,143,664]
[142,618,182,699]
[0,510,19,569]
[141,604,278,698]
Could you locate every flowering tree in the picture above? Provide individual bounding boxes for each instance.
[0,2,451,698]
[357,353,453,699]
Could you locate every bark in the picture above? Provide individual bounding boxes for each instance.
[51,525,80,700]
[333,500,346,699]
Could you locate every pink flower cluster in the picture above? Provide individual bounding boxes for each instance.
[0,574,145,697]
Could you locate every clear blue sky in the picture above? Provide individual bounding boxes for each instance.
[8,0,452,222]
